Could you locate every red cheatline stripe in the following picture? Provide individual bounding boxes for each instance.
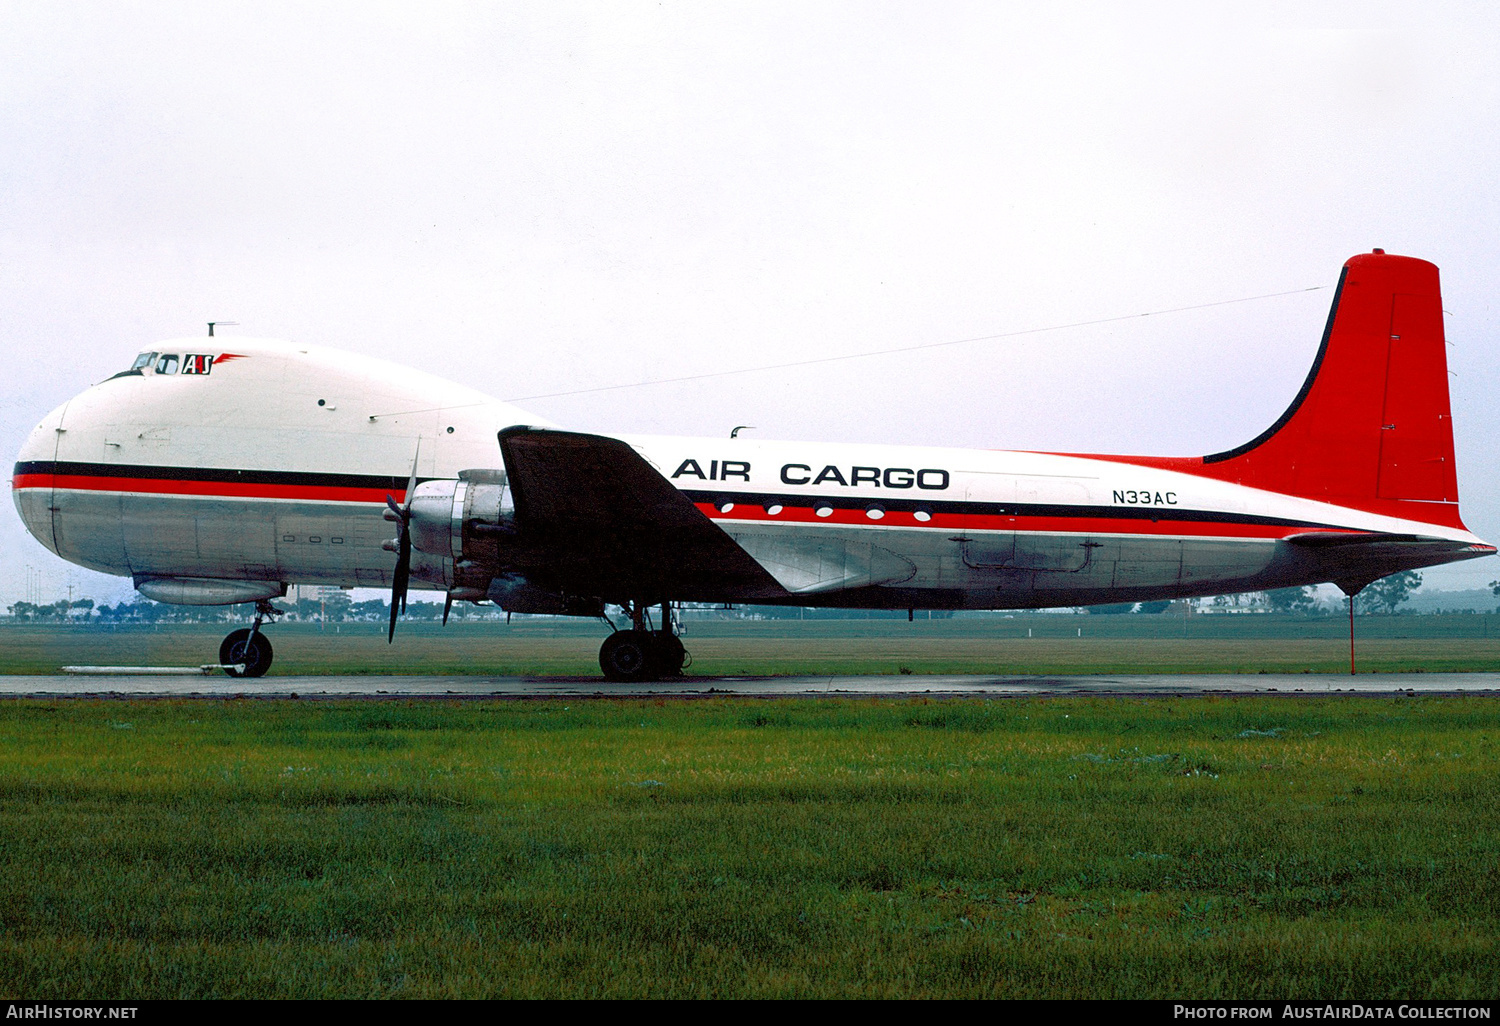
[13,473,402,505]
[13,472,1362,541]
[693,502,1357,540]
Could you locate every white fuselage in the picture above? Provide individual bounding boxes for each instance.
[12,339,1490,610]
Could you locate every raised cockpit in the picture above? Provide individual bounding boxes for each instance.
[114,351,171,378]
[116,351,208,377]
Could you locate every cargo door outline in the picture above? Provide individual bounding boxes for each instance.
[958,475,1096,575]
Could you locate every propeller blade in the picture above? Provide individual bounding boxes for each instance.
[385,440,422,644]
[442,592,453,626]
[388,533,410,643]
[397,527,411,613]
[403,438,421,507]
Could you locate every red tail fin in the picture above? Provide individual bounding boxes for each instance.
[1112,251,1464,528]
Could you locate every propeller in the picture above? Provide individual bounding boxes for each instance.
[384,442,421,643]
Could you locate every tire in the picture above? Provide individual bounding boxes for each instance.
[599,630,653,682]
[649,631,686,677]
[220,628,274,678]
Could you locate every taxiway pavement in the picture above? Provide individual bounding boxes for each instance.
[2,673,1498,698]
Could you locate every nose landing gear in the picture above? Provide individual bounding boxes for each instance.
[219,600,282,678]
[598,602,688,682]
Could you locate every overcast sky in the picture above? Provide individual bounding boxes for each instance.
[5,2,1500,607]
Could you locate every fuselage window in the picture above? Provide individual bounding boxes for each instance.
[155,354,179,375]
[130,352,158,372]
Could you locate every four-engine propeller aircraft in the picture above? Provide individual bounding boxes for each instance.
[11,251,1494,679]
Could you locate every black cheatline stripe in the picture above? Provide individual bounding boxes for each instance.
[681,489,1349,532]
[14,460,409,492]
[1203,266,1349,464]
[18,461,1353,533]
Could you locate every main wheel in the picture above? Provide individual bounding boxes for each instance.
[599,630,653,682]
[649,631,686,677]
[220,628,274,678]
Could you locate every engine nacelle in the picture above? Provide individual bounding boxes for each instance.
[407,468,509,556]
[486,574,604,617]
[402,468,603,616]
[405,469,512,590]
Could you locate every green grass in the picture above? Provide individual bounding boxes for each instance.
[6,615,1500,675]
[0,697,1497,997]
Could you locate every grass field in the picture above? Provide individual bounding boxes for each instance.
[6,614,1500,676]
[0,696,1495,998]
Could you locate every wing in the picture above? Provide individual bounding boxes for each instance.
[497,427,784,602]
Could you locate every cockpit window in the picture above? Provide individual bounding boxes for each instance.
[130,352,158,372]
[155,354,179,375]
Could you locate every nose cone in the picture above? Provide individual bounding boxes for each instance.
[12,400,67,556]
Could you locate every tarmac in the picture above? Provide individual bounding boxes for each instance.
[2,672,1498,698]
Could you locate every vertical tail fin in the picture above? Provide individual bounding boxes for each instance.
[1200,250,1462,527]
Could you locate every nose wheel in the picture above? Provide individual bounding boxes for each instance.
[220,600,281,678]
[598,603,687,682]
[220,628,274,678]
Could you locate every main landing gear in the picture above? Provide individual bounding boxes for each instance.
[219,600,282,678]
[599,602,687,683]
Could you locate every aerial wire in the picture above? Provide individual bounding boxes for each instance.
[503,285,1327,403]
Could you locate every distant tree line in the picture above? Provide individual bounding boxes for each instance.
[2,595,457,624]
[5,598,232,623]
[1084,572,1425,615]
[5,599,95,622]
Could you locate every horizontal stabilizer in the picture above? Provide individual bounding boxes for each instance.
[1283,532,1493,558]
[1280,532,1495,595]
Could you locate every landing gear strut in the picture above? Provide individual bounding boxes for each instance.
[220,600,281,678]
[599,602,687,682]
